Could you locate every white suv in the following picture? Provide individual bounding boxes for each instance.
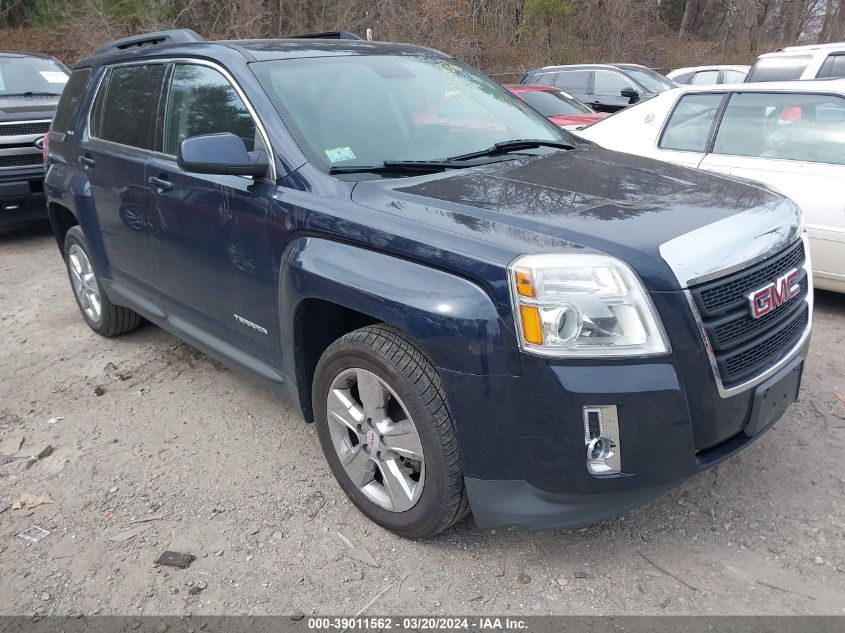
[747,42,845,82]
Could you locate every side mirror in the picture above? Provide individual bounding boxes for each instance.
[620,87,640,104]
[177,132,268,177]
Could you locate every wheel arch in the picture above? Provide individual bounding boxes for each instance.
[47,202,79,256]
[280,237,510,422]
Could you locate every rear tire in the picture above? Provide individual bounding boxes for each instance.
[63,226,142,337]
[313,325,469,538]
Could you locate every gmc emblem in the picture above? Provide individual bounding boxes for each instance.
[748,268,800,319]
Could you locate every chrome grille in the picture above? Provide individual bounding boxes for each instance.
[690,239,810,386]
[0,121,50,136]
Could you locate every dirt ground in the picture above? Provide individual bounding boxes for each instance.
[1,220,844,617]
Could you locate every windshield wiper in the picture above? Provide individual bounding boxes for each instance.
[3,91,62,97]
[444,139,575,162]
[329,160,468,175]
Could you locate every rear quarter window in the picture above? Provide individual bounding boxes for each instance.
[746,55,812,82]
[52,68,91,134]
[659,93,725,152]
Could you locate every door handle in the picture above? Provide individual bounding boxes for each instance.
[148,176,173,193]
[79,156,95,169]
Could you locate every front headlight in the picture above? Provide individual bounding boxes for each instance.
[508,253,670,357]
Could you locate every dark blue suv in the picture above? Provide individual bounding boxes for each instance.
[45,30,812,538]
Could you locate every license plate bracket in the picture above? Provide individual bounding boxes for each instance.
[744,356,803,438]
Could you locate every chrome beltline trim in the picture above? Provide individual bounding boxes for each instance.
[659,197,804,288]
[683,232,813,399]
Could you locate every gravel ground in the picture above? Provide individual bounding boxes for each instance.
[1,220,844,617]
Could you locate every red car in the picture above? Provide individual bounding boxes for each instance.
[505,84,607,129]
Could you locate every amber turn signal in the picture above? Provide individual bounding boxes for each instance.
[518,304,543,345]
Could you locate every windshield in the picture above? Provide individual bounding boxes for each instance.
[516,89,592,116]
[251,55,568,170]
[0,56,68,96]
[624,67,676,93]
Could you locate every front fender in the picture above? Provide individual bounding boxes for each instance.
[280,235,510,383]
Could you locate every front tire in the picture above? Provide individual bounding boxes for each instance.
[63,226,142,337]
[313,325,469,538]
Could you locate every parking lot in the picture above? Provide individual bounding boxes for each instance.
[1,220,844,617]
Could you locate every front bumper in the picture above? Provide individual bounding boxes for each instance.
[439,308,809,530]
[0,167,47,225]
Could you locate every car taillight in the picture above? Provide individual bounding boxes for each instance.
[42,131,50,163]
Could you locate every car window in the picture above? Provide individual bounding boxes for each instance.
[554,70,589,94]
[0,56,68,96]
[162,64,257,156]
[52,68,91,134]
[722,69,747,83]
[672,72,693,84]
[690,70,719,85]
[90,64,165,150]
[623,67,676,93]
[659,93,724,152]
[252,55,564,171]
[818,54,845,79]
[746,55,812,82]
[713,92,845,164]
[593,70,635,96]
[526,72,556,86]
[517,89,592,116]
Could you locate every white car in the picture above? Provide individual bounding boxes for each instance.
[747,42,845,82]
[668,65,750,85]
[574,80,845,293]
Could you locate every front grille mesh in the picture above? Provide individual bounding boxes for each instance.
[0,121,50,137]
[0,153,43,168]
[690,240,809,386]
[694,241,806,316]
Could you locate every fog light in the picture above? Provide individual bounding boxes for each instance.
[583,405,621,475]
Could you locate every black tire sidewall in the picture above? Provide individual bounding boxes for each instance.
[314,343,453,538]
[63,227,108,334]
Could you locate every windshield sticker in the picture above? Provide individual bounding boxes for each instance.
[0,71,4,92]
[324,146,356,163]
[39,71,68,84]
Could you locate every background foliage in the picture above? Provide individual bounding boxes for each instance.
[0,0,843,77]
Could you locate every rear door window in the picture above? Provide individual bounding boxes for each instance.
[817,54,845,79]
[746,55,812,82]
[52,68,91,134]
[90,63,166,150]
[162,64,257,156]
[712,92,845,164]
[659,93,725,152]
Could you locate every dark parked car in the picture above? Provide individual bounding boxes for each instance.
[521,63,677,112]
[46,30,811,538]
[0,52,69,225]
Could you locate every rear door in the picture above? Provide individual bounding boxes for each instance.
[145,61,279,363]
[80,62,166,291]
[699,91,845,285]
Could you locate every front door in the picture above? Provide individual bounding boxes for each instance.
[80,62,167,292]
[146,62,279,364]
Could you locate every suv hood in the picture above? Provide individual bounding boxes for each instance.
[350,145,800,291]
[0,96,59,118]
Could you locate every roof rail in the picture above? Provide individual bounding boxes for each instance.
[94,29,204,55]
[288,31,361,40]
